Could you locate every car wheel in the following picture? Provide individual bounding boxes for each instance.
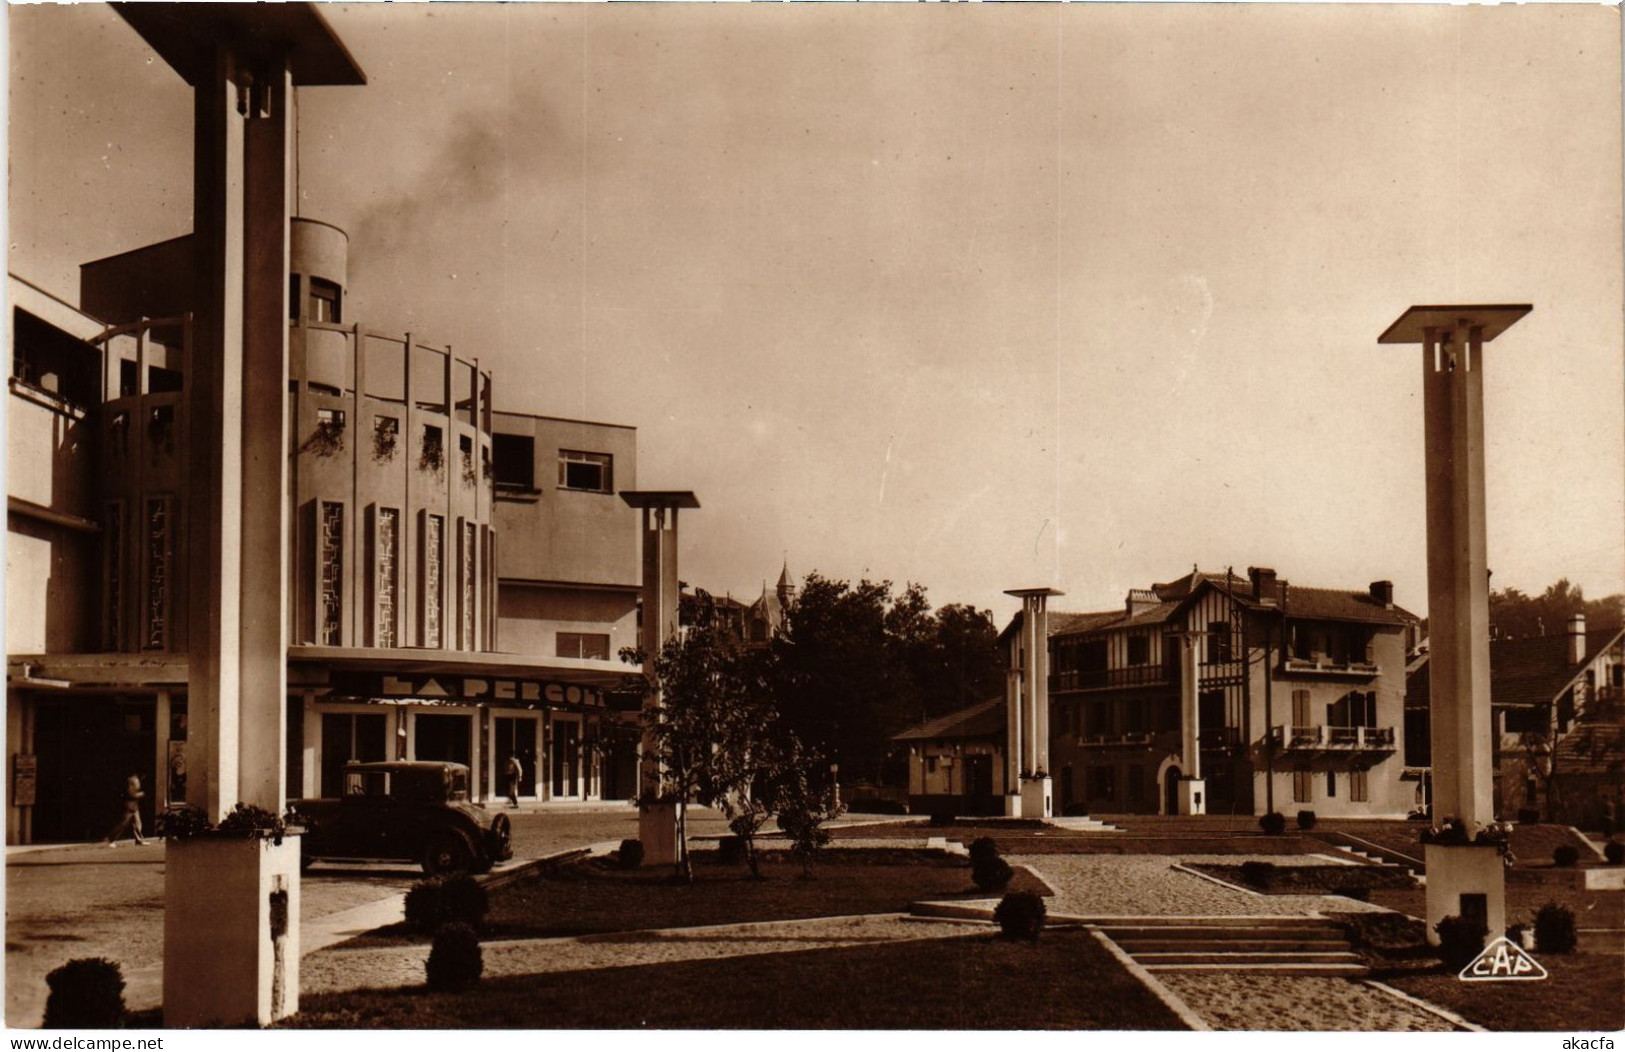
[422,831,475,876]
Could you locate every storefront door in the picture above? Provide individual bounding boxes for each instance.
[493,716,539,797]
[550,717,580,798]
[320,712,387,797]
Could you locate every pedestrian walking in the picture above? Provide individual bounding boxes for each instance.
[505,753,523,809]
[104,773,146,846]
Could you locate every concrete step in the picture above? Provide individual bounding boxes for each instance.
[1100,923,1345,941]
[1089,914,1350,928]
[1134,951,1363,966]
[1113,937,1350,953]
[1145,962,1369,977]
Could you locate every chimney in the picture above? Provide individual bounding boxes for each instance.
[1369,580,1395,608]
[1126,589,1160,618]
[1569,613,1586,666]
[1249,566,1278,603]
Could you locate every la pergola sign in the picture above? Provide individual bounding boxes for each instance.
[332,672,606,709]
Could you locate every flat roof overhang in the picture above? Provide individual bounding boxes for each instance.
[287,646,632,690]
[620,490,700,510]
[1377,304,1532,345]
[113,3,367,87]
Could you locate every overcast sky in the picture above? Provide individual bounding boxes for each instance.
[9,3,1623,625]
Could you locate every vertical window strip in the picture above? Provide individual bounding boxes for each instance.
[424,514,443,649]
[104,501,124,650]
[143,497,170,650]
[319,502,345,646]
[462,521,476,650]
[377,508,399,648]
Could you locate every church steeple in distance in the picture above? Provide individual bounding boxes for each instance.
[776,558,795,607]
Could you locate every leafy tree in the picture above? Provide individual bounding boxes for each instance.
[621,591,784,882]
[770,572,1004,786]
[1490,579,1624,640]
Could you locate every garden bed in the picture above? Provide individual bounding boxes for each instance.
[348,847,1047,946]
[1367,871,1625,934]
[284,927,1188,1030]
[1192,862,1414,897]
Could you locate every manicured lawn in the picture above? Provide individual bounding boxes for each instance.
[832,821,1321,855]
[1368,872,1625,933]
[1383,952,1624,1032]
[352,848,1047,945]
[284,928,1188,1030]
[1315,820,1596,868]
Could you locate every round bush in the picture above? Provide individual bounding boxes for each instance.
[972,855,1014,893]
[404,875,489,934]
[1296,810,1318,831]
[967,837,1000,865]
[1605,840,1624,865]
[1534,902,1578,954]
[618,838,645,869]
[1258,812,1287,836]
[1552,845,1580,868]
[929,810,957,828]
[43,958,126,1029]
[1434,914,1488,972]
[994,891,1046,941]
[425,923,484,992]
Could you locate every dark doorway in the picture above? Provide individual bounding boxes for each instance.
[1164,765,1182,816]
[31,695,155,843]
[414,713,472,767]
[550,718,581,797]
[493,717,539,797]
[964,754,994,797]
[320,712,387,797]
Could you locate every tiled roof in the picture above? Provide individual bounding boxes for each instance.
[1405,625,1625,709]
[892,696,1005,742]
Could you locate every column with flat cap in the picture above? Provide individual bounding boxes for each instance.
[1379,303,1531,947]
[1005,589,1062,817]
[109,2,368,1026]
[621,491,700,865]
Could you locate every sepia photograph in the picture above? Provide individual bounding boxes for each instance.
[4,0,1623,1039]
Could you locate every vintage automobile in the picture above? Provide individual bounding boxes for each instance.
[291,761,512,875]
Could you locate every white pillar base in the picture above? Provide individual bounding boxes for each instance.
[1177,779,1207,816]
[639,801,680,866]
[164,835,301,1027]
[1424,842,1506,946]
[1020,778,1052,818]
[1003,793,1023,817]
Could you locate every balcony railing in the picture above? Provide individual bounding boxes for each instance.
[1052,665,1173,692]
[1271,724,1396,752]
[1199,727,1242,749]
[1282,657,1380,678]
[1073,731,1158,748]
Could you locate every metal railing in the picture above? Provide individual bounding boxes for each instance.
[1052,665,1173,692]
[1272,725,1396,751]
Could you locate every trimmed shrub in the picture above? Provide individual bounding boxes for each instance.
[972,855,1014,893]
[1239,860,1276,887]
[425,923,484,992]
[1534,902,1578,954]
[404,875,489,934]
[1434,914,1488,972]
[1552,845,1580,868]
[1605,840,1624,865]
[716,835,745,866]
[1258,812,1286,836]
[967,837,1000,865]
[994,891,1047,941]
[1296,810,1318,831]
[43,958,126,1029]
[929,810,957,828]
[617,838,644,869]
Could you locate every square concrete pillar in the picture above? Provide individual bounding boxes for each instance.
[1423,843,1507,947]
[1020,777,1052,818]
[1177,778,1207,816]
[164,836,301,1026]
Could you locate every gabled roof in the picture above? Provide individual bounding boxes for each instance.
[1406,624,1625,710]
[892,696,1005,743]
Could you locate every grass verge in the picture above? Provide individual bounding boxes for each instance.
[283,928,1188,1030]
[352,849,1047,945]
[1381,951,1624,1032]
